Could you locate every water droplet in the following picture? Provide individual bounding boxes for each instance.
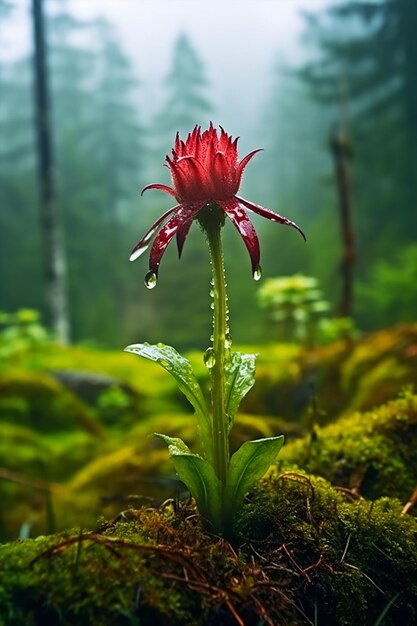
[209,288,214,297]
[224,333,232,349]
[144,271,157,289]
[157,342,164,348]
[210,278,214,286]
[210,334,214,342]
[203,347,216,369]
[253,264,262,281]
[159,358,169,367]
[210,302,215,310]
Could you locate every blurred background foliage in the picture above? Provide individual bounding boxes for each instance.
[0,0,415,349]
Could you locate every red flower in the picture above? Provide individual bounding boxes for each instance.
[130,124,305,280]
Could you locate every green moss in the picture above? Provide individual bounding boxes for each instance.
[235,474,417,625]
[1,477,416,625]
[278,395,417,500]
[0,371,101,434]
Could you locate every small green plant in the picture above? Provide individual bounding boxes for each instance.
[257,274,329,344]
[126,124,305,535]
[96,385,132,425]
[0,309,49,361]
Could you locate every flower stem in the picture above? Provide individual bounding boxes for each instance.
[200,206,229,487]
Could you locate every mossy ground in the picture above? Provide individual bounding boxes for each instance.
[1,324,417,623]
[1,475,416,626]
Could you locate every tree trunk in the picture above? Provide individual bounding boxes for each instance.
[31,0,70,343]
[329,123,355,318]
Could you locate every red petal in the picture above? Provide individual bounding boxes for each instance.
[235,149,262,187]
[129,204,181,261]
[217,199,260,274]
[175,156,212,199]
[176,216,193,258]
[141,183,177,198]
[236,196,306,241]
[149,202,205,274]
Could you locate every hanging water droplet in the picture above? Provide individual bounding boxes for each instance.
[209,288,215,297]
[158,358,170,367]
[144,271,157,289]
[210,302,215,310]
[210,334,214,342]
[224,333,232,349]
[210,278,214,286]
[253,264,262,281]
[203,347,216,369]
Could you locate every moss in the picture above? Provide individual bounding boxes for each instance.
[278,395,417,501]
[1,476,416,625]
[0,371,101,434]
[235,474,417,625]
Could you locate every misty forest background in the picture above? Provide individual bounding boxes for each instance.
[1,0,417,351]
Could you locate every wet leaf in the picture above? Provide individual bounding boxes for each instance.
[155,434,221,528]
[225,352,257,431]
[125,343,212,461]
[225,436,285,512]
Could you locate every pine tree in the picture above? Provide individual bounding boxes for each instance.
[0,3,41,313]
[155,33,213,142]
[301,0,417,247]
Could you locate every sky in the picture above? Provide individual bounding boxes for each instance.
[3,0,332,129]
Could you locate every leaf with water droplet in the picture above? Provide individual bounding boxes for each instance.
[225,351,257,432]
[124,343,212,462]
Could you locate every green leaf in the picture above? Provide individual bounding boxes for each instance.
[225,352,257,431]
[225,436,284,513]
[125,343,212,461]
[156,434,221,529]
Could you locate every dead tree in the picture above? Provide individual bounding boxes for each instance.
[329,118,356,318]
[32,0,70,343]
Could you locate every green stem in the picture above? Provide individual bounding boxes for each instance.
[200,207,229,487]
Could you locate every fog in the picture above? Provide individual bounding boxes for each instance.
[4,0,332,131]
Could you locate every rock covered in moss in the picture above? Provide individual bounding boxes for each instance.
[0,370,101,434]
[1,475,416,625]
[278,394,417,501]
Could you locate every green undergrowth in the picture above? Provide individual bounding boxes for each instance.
[0,475,416,626]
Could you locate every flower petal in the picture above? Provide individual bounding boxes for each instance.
[129,204,181,262]
[217,199,260,274]
[141,183,177,199]
[175,156,212,199]
[235,196,306,242]
[235,149,263,188]
[176,217,194,258]
[150,202,206,274]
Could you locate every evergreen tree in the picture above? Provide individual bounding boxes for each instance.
[155,33,213,142]
[0,2,40,313]
[301,0,417,251]
[1,1,147,346]
[254,62,339,320]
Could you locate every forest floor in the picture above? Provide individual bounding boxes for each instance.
[0,323,417,625]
